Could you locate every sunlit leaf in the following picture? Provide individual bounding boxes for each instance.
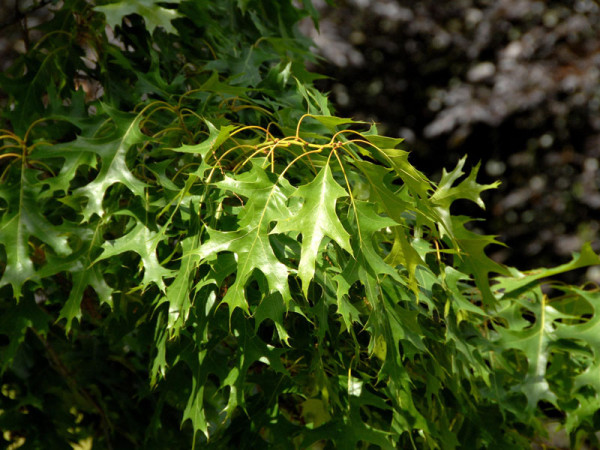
[273,163,352,295]
[96,220,173,291]
[96,0,182,35]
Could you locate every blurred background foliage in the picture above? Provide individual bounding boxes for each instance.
[302,0,600,282]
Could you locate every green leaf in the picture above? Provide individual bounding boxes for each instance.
[58,264,113,332]
[333,201,403,336]
[96,0,182,35]
[308,114,367,132]
[352,160,410,222]
[31,221,114,332]
[220,316,288,418]
[363,124,405,149]
[217,162,293,229]
[335,201,399,298]
[493,288,568,410]
[351,160,424,294]
[4,0,599,446]
[254,292,290,342]
[33,148,97,196]
[0,169,70,299]
[443,266,486,318]
[555,288,600,389]
[295,78,331,115]
[273,163,352,295]
[451,215,510,306]
[206,46,274,87]
[95,220,173,291]
[171,121,238,157]
[384,226,424,296]
[182,349,209,439]
[300,398,331,427]
[300,0,321,27]
[48,108,147,220]
[431,157,499,210]
[196,164,293,314]
[193,71,250,97]
[197,227,290,315]
[564,393,600,434]
[494,243,600,298]
[374,147,431,199]
[0,47,67,135]
[161,214,202,334]
[430,158,499,241]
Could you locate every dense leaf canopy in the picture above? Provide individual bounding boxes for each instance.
[0,0,599,448]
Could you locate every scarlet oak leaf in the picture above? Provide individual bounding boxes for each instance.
[430,156,499,239]
[334,201,399,329]
[58,264,113,332]
[196,163,292,314]
[451,215,510,306]
[0,169,70,299]
[45,108,147,220]
[493,289,565,410]
[197,227,291,314]
[96,220,173,291]
[272,163,352,295]
[216,163,293,229]
[96,0,182,35]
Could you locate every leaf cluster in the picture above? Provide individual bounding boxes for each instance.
[0,1,599,448]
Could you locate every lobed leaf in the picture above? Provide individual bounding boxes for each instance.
[273,163,352,295]
[96,0,183,35]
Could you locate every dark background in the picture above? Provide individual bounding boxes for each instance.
[304,0,600,283]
